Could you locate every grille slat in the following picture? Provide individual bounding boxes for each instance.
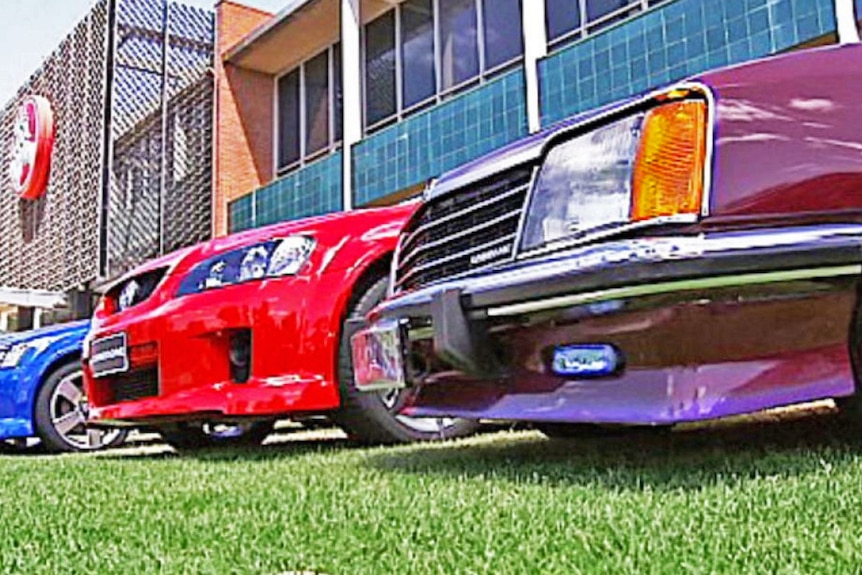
[399,208,523,269]
[400,185,528,256]
[397,233,518,288]
[396,167,534,292]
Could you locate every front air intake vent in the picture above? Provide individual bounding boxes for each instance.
[109,368,159,403]
[109,268,167,313]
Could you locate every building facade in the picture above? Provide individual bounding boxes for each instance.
[0,0,215,327]
[218,0,859,235]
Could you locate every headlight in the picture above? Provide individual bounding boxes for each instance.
[0,336,63,369]
[0,343,29,369]
[118,279,140,311]
[177,235,316,296]
[521,97,708,252]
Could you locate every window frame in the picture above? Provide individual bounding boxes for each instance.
[274,44,343,178]
[547,0,668,52]
[362,0,526,134]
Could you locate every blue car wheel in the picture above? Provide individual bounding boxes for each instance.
[33,362,128,453]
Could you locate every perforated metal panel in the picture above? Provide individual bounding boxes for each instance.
[106,0,214,279]
[0,0,110,292]
[0,0,214,293]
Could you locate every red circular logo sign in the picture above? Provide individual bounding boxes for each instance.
[9,96,55,200]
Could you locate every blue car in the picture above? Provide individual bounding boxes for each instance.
[0,320,126,452]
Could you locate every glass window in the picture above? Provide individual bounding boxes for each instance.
[545,0,581,42]
[439,0,479,90]
[305,50,330,155]
[277,70,300,170]
[401,0,436,109]
[482,0,524,70]
[364,11,397,126]
[586,0,632,23]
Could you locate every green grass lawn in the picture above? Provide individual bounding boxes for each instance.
[2,405,862,574]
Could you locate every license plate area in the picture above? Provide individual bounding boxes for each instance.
[351,319,407,392]
[90,333,129,377]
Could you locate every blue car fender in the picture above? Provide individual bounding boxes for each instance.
[0,321,89,440]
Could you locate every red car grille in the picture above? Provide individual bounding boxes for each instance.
[107,368,159,403]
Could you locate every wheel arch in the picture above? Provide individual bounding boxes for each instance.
[329,252,393,395]
[26,349,83,422]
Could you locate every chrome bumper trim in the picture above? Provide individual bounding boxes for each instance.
[486,264,862,317]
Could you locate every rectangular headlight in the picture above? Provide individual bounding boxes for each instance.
[521,97,708,252]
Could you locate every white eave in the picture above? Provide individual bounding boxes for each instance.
[0,287,66,309]
[224,0,320,64]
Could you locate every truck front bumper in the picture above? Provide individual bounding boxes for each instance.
[352,224,862,424]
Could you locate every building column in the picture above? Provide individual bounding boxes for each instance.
[16,307,34,331]
[835,0,860,44]
[522,0,548,133]
[68,289,94,320]
[341,0,362,211]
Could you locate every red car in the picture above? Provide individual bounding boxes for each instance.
[82,205,477,449]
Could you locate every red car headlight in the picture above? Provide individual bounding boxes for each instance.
[177,235,316,296]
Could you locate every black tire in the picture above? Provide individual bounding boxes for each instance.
[158,420,275,452]
[834,396,862,429]
[333,274,480,444]
[535,422,671,439]
[33,361,128,453]
[837,305,862,425]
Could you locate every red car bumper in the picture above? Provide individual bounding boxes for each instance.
[84,278,341,425]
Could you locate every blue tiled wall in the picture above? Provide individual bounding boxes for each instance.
[352,69,529,206]
[227,152,343,233]
[540,0,837,126]
[229,194,254,233]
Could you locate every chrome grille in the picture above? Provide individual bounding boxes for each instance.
[396,167,534,292]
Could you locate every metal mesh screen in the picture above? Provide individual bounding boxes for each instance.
[0,0,214,293]
[0,0,110,292]
[106,0,214,279]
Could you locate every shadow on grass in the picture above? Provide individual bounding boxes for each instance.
[95,427,354,463]
[366,406,862,492]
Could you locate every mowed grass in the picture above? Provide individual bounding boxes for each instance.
[2,406,862,574]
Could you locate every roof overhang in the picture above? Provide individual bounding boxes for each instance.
[225,0,337,74]
[224,0,399,75]
[0,287,66,309]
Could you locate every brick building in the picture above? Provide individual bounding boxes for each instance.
[215,0,859,236]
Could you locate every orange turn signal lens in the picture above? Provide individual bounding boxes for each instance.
[631,100,708,221]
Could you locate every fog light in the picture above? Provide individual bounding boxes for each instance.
[551,344,621,378]
[229,329,251,383]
